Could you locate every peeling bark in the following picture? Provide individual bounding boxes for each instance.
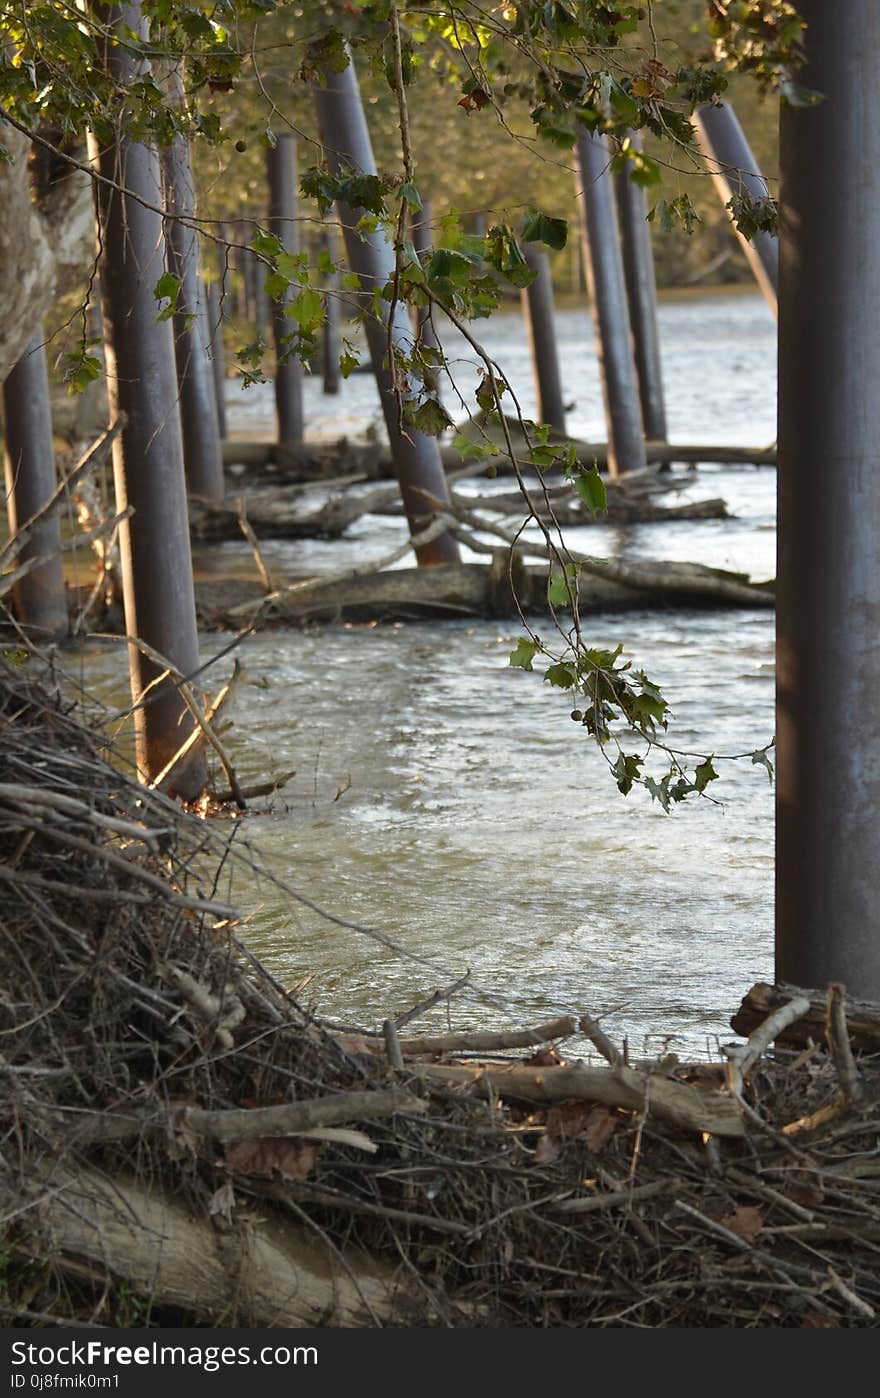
[0,124,94,381]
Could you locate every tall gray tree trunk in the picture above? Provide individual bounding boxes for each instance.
[575,129,646,476]
[694,102,778,317]
[89,2,206,799]
[410,201,442,360]
[2,331,68,639]
[521,247,566,435]
[321,226,342,395]
[776,1,880,995]
[205,281,228,439]
[615,134,667,443]
[266,137,305,447]
[313,53,459,564]
[160,70,225,502]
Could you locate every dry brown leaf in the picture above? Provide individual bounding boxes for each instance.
[167,1107,201,1160]
[720,1204,764,1244]
[225,1135,320,1181]
[542,1103,618,1153]
[533,1133,562,1166]
[802,1313,839,1328]
[208,1180,236,1226]
[582,1106,619,1153]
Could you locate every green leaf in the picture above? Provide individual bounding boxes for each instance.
[648,195,702,235]
[694,757,719,794]
[509,638,539,671]
[409,397,453,436]
[339,351,360,378]
[400,181,422,212]
[612,751,643,796]
[285,287,325,332]
[250,230,283,259]
[63,351,102,395]
[521,209,568,250]
[264,271,288,301]
[544,661,577,689]
[475,372,505,413]
[452,432,497,461]
[574,466,607,512]
[609,80,640,128]
[547,564,577,609]
[153,271,180,321]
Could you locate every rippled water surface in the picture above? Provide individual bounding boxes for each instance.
[84,291,778,1056]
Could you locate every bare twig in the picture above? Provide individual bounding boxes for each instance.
[825,982,864,1105]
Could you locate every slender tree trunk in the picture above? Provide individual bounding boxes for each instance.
[521,247,566,435]
[615,134,667,442]
[160,70,224,502]
[266,137,305,447]
[776,1,880,996]
[410,200,442,359]
[575,128,646,476]
[2,331,68,639]
[89,2,206,799]
[205,281,228,440]
[321,226,341,395]
[313,52,459,564]
[694,102,778,317]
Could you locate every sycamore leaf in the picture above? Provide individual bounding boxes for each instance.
[694,756,719,793]
[522,208,568,250]
[547,572,573,608]
[509,637,539,671]
[410,397,453,436]
[574,467,607,512]
[544,661,577,689]
[153,271,180,321]
[285,286,325,332]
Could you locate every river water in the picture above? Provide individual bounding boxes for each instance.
[82,290,778,1059]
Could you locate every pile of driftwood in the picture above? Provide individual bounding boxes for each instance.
[1,658,877,1329]
[185,463,771,628]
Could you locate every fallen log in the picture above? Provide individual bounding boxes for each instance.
[334,1015,580,1059]
[195,557,774,629]
[189,484,397,542]
[414,1061,746,1138]
[193,478,729,542]
[222,437,387,480]
[453,413,776,469]
[219,435,776,487]
[731,982,880,1052]
[23,1168,412,1327]
[455,489,730,526]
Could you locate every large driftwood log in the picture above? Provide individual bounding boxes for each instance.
[194,558,773,628]
[414,1061,745,1137]
[223,438,387,480]
[23,1168,412,1326]
[731,982,880,1052]
[192,474,727,543]
[189,485,397,542]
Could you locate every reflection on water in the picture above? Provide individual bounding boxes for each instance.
[83,292,778,1056]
